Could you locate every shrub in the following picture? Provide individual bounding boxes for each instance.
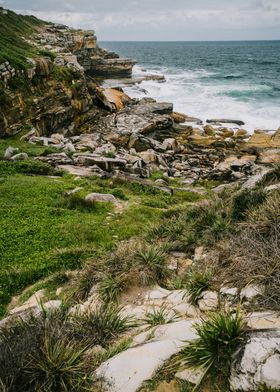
[259,165,280,187]
[58,193,97,212]
[0,160,61,176]
[182,269,213,304]
[134,244,169,285]
[98,274,125,303]
[71,304,135,347]
[143,306,179,326]
[24,335,90,392]
[180,311,246,382]
[231,188,266,221]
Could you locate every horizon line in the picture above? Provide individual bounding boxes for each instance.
[100,39,280,42]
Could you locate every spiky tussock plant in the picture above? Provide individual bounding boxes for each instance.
[180,310,246,387]
[24,334,90,392]
[143,305,179,326]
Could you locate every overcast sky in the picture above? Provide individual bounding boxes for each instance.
[2,0,280,41]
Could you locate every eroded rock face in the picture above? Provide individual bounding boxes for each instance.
[230,330,280,391]
[95,320,198,392]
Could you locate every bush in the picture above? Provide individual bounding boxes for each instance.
[221,192,280,309]
[58,193,97,212]
[143,306,178,326]
[134,244,169,285]
[24,335,89,392]
[180,311,246,382]
[180,269,213,304]
[231,188,266,221]
[98,274,125,303]
[71,304,135,347]
[0,160,61,176]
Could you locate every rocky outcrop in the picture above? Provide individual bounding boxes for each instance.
[231,330,280,391]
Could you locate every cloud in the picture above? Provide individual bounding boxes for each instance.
[5,0,280,40]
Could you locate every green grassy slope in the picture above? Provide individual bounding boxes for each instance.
[0,8,44,69]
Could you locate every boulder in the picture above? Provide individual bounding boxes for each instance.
[259,149,280,164]
[188,135,216,146]
[198,291,218,311]
[74,155,126,171]
[204,125,215,135]
[171,112,187,123]
[162,138,181,153]
[10,153,28,161]
[206,118,245,126]
[240,284,264,301]
[247,311,280,330]
[247,132,272,148]
[85,193,118,203]
[234,129,248,138]
[4,146,19,159]
[230,330,280,391]
[96,87,131,111]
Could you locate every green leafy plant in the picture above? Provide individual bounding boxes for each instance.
[71,304,135,347]
[25,335,90,392]
[183,270,213,304]
[98,274,125,303]
[135,245,169,285]
[180,311,246,387]
[143,305,179,326]
[231,188,266,221]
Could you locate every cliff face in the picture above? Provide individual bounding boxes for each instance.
[0,9,135,137]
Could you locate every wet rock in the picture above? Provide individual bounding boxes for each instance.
[206,118,245,126]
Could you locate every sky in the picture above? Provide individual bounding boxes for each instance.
[2,0,280,41]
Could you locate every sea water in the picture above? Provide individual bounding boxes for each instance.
[101,41,280,131]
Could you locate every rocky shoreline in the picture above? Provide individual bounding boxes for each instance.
[1,10,280,392]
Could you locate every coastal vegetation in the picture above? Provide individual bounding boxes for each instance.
[1,7,280,392]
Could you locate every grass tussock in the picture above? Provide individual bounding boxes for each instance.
[143,305,179,326]
[0,304,135,391]
[180,310,246,387]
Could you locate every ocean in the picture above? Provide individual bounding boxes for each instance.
[101,41,280,132]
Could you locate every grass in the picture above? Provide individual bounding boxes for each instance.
[0,9,43,69]
[143,306,179,326]
[70,304,135,347]
[0,304,134,391]
[24,335,90,391]
[180,311,246,388]
[174,270,213,305]
[98,274,126,303]
[1,135,196,316]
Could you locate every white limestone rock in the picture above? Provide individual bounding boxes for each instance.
[230,330,280,391]
[198,291,218,311]
[95,320,197,392]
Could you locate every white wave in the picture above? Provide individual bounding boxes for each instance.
[127,66,280,132]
